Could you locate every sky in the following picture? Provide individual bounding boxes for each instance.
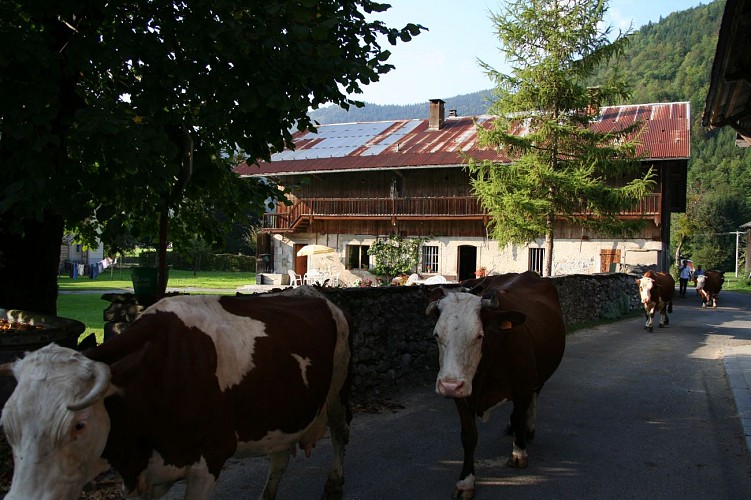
[352,0,712,105]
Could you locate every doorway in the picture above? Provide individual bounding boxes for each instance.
[293,244,308,276]
[457,245,478,281]
[600,249,621,273]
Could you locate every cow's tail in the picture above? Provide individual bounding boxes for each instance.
[668,298,673,313]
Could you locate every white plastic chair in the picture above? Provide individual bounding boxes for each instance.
[288,270,303,287]
[405,273,421,286]
[424,275,448,285]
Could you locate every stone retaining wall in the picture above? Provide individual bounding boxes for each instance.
[102,273,641,400]
[320,273,641,398]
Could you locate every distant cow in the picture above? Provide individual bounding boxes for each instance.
[0,286,352,500]
[426,271,566,499]
[637,270,674,333]
[696,270,725,308]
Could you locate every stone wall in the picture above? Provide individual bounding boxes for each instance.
[319,272,641,399]
[102,273,641,400]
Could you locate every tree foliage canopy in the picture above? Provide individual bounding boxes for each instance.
[0,0,424,248]
[467,0,655,275]
[0,0,424,313]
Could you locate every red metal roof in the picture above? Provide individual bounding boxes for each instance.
[235,102,690,177]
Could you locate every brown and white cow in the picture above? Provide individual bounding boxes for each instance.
[637,270,675,332]
[696,270,725,308]
[426,271,566,499]
[0,286,352,500]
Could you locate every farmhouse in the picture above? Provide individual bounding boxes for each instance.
[236,100,690,286]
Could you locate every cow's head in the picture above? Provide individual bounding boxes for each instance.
[696,274,706,290]
[1,344,116,500]
[637,276,658,305]
[426,288,525,398]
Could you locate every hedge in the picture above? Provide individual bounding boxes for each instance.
[137,252,256,272]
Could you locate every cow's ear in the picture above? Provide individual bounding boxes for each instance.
[108,342,150,388]
[428,286,448,303]
[496,310,526,329]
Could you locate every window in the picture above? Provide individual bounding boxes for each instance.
[422,245,439,273]
[528,248,544,275]
[346,245,370,270]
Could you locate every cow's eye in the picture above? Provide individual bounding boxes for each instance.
[74,421,86,432]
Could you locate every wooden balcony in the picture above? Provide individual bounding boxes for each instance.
[261,194,662,232]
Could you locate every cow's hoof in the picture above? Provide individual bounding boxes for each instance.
[322,479,344,500]
[647,327,654,333]
[658,324,664,328]
[452,487,475,499]
[507,455,528,468]
[664,318,670,325]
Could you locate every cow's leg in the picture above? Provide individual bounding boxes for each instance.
[525,391,538,441]
[183,463,218,500]
[644,305,655,333]
[659,302,668,327]
[506,390,539,441]
[261,450,291,500]
[453,399,478,500]
[323,396,350,500]
[507,394,532,468]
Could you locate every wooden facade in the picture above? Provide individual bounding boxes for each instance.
[240,102,690,280]
[262,165,670,241]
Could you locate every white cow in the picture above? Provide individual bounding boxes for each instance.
[0,287,352,500]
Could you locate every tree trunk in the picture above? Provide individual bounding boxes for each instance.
[675,236,685,270]
[0,213,64,315]
[544,213,554,277]
[157,209,169,300]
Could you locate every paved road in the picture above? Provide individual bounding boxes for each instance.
[165,290,751,499]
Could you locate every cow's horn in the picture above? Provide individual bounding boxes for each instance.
[0,362,15,377]
[67,362,112,411]
[481,291,499,309]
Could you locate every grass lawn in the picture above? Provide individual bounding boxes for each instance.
[57,269,257,343]
[58,268,257,291]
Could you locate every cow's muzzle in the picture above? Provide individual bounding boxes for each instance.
[437,378,467,398]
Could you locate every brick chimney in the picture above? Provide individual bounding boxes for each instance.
[428,99,445,130]
[586,87,601,118]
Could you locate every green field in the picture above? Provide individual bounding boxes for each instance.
[57,270,257,343]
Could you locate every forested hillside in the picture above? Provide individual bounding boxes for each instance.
[309,0,751,272]
[586,0,751,271]
[309,89,493,123]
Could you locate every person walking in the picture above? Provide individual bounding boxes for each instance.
[679,259,692,297]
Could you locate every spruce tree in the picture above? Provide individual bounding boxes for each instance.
[467,0,655,276]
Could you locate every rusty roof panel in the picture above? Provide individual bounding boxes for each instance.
[235,102,690,177]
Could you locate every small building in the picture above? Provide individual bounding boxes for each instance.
[59,234,105,278]
[703,0,751,148]
[704,0,751,277]
[237,100,690,286]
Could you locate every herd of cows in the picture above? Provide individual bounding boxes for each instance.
[0,269,725,499]
[636,269,725,332]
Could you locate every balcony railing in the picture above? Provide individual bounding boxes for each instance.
[261,194,661,231]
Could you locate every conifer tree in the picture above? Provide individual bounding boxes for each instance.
[467,0,656,276]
